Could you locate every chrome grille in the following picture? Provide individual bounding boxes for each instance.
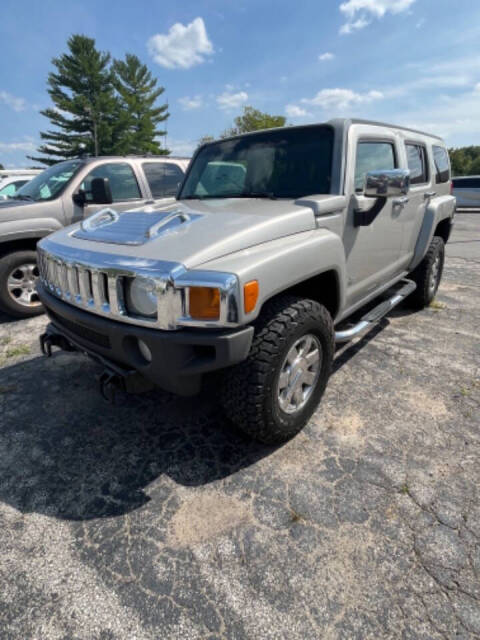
[37,245,184,330]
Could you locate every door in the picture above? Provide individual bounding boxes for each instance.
[453,177,480,208]
[343,136,406,305]
[70,162,149,222]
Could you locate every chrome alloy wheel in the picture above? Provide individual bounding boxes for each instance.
[277,334,322,414]
[428,252,442,297]
[7,263,41,308]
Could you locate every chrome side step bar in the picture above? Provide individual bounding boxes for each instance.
[334,279,417,343]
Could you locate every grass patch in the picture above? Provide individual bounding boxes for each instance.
[0,336,11,346]
[400,484,409,495]
[429,299,446,310]
[6,344,31,358]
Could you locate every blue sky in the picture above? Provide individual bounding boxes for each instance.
[1,0,480,167]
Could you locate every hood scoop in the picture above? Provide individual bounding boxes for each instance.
[72,208,200,246]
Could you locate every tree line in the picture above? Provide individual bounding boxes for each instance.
[448,146,480,177]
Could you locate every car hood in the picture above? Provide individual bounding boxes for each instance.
[43,197,335,269]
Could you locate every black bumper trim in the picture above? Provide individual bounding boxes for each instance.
[37,283,254,396]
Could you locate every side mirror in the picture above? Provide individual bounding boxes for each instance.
[0,194,8,201]
[91,177,113,204]
[72,189,86,206]
[364,169,410,198]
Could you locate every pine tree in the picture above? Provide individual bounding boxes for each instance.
[29,35,119,165]
[112,54,169,155]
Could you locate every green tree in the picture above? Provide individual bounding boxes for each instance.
[0,163,4,170]
[448,146,480,176]
[221,106,286,138]
[112,54,169,155]
[197,135,215,146]
[29,35,119,165]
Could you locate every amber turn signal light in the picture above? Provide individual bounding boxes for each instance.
[188,287,220,320]
[244,280,259,313]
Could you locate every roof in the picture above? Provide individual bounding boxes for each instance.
[80,155,190,164]
[197,118,445,147]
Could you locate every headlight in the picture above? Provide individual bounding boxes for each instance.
[126,277,158,318]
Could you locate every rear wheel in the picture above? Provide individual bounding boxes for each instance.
[409,236,445,309]
[0,250,43,318]
[221,295,334,444]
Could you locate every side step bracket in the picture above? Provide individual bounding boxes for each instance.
[334,279,416,344]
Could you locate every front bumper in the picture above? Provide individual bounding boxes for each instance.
[37,283,254,396]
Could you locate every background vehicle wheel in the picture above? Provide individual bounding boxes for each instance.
[0,250,44,318]
[221,295,334,444]
[409,236,445,309]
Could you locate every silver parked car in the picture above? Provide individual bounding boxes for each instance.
[452,176,480,208]
[37,119,455,443]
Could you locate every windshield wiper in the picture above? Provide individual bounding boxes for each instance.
[13,194,35,201]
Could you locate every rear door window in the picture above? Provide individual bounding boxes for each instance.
[354,141,396,192]
[406,144,428,185]
[81,163,141,202]
[433,146,450,183]
[143,162,184,198]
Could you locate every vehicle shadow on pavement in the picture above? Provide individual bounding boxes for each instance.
[0,311,396,523]
[0,353,276,521]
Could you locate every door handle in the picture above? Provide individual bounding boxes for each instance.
[424,191,436,199]
[392,197,409,207]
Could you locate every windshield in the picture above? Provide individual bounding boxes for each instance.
[14,160,84,202]
[179,125,334,200]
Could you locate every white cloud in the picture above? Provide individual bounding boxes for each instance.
[0,140,36,152]
[474,83,480,93]
[285,105,312,118]
[216,90,248,110]
[340,0,416,34]
[340,17,370,34]
[301,88,383,110]
[147,17,214,69]
[178,95,203,110]
[167,138,197,157]
[319,52,335,61]
[0,91,26,112]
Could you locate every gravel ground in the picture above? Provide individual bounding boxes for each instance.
[0,212,479,639]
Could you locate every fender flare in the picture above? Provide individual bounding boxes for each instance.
[409,196,454,271]
[0,218,63,246]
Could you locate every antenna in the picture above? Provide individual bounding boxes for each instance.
[164,97,169,153]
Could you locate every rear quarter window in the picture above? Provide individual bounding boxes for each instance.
[432,146,450,183]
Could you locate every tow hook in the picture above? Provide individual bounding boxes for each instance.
[40,331,74,357]
[97,369,127,404]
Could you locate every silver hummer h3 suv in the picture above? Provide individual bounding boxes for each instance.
[37,119,456,444]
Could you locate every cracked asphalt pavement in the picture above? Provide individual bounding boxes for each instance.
[0,212,479,639]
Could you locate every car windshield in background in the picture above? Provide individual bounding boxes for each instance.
[14,160,84,202]
[179,126,334,200]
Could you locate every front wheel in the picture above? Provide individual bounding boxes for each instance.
[221,295,334,444]
[0,250,44,318]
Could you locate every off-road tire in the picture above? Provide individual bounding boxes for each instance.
[408,236,445,309]
[0,250,44,318]
[221,295,334,444]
